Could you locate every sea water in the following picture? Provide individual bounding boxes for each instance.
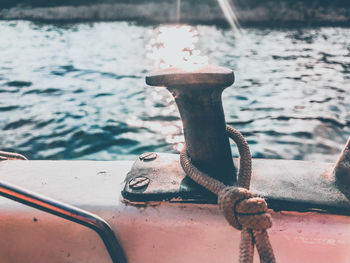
[0,21,349,162]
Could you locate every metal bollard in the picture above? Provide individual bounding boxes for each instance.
[335,138,350,193]
[146,65,236,185]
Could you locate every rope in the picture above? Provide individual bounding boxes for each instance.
[180,125,276,263]
[0,151,27,161]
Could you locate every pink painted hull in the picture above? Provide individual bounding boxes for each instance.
[0,160,349,262]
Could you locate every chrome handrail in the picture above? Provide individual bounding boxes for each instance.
[0,180,127,263]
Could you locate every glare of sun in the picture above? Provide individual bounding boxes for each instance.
[147,25,208,70]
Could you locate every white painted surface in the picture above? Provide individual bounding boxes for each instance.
[0,160,349,263]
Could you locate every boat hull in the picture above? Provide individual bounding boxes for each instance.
[0,160,350,262]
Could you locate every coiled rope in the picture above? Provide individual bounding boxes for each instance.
[180,126,276,263]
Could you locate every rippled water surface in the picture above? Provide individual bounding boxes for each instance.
[0,21,349,162]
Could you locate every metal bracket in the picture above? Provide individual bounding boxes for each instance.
[122,152,350,216]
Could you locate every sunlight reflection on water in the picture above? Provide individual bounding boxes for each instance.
[146,25,208,70]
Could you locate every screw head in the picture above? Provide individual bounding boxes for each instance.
[139,152,157,161]
[128,176,150,190]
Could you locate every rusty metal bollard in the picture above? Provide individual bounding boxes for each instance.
[146,65,236,185]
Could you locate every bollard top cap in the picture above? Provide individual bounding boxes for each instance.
[146,65,234,88]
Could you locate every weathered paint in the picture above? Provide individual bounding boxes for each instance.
[0,160,350,262]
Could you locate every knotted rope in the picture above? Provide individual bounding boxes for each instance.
[180,126,276,263]
[0,151,27,161]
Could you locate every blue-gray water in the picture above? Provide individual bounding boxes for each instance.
[0,21,349,162]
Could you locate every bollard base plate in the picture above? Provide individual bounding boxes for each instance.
[122,153,350,215]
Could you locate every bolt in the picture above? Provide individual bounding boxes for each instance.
[139,152,157,161]
[128,176,150,190]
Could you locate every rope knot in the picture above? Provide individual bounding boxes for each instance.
[218,186,272,231]
[180,126,276,262]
